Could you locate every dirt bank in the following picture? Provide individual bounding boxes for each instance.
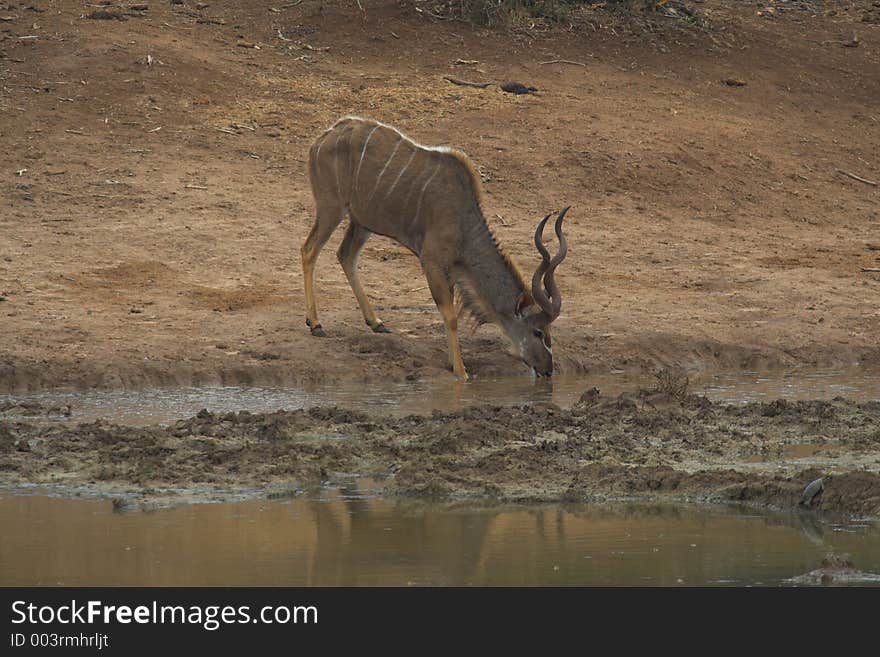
[1,1,879,392]
[2,391,879,516]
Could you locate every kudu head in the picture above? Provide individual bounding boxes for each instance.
[508,207,569,377]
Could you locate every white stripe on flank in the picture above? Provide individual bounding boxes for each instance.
[412,162,441,227]
[333,130,345,198]
[314,129,331,159]
[355,124,380,192]
[366,136,402,205]
[385,149,416,198]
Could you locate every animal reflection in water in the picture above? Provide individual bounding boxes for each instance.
[305,486,570,585]
[302,116,570,380]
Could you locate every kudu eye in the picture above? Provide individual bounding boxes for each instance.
[533,329,544,339]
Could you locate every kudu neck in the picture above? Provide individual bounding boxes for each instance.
[457,211,526,325]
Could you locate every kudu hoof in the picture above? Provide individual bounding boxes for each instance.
[371,322,391,334]
[308,323,327,337]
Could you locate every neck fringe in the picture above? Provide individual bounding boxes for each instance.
[450,181,531,328]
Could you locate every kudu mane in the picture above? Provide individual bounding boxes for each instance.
[451,211,529,328]
[432,145,528,326]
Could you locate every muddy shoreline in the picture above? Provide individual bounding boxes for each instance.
[2,391,878,517]
[2,336,879,396]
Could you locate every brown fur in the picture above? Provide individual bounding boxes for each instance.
[301,116,549,379]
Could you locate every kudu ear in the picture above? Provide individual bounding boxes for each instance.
[515,292,534,318]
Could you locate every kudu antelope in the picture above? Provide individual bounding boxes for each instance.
[302,116,568,380]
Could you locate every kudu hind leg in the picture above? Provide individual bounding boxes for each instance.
[423,265,468,381]
[337,222,389,333]
[301,204,345,336]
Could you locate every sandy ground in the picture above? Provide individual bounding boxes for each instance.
[2,391,879,516]
[1,1,878,392]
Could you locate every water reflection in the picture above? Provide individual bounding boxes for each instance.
[1,368,878,427]
[1,491,878,586]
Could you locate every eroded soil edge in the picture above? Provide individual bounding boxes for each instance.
[2,392,879,517]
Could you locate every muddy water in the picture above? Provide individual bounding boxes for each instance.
[3,368,880,586]
[2,489,879,586]
[2,368,878,426]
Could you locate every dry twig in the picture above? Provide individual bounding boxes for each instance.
[836,169,877,187]
[443,76,491,89]
[539,59,586,67]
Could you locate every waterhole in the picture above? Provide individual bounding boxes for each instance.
[2,490,879,587]
[3,367,879,586]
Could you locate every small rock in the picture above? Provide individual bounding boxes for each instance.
[578,387,601,406]
[500,81,538,95]
[86,10,127,21]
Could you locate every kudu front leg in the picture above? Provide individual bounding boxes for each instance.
[423,265,468,381]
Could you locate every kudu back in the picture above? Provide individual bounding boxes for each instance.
[302,116,568,380]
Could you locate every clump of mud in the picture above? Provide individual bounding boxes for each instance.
[0,401,72,418]
[1,392,879,514]
[787,553,880,586]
